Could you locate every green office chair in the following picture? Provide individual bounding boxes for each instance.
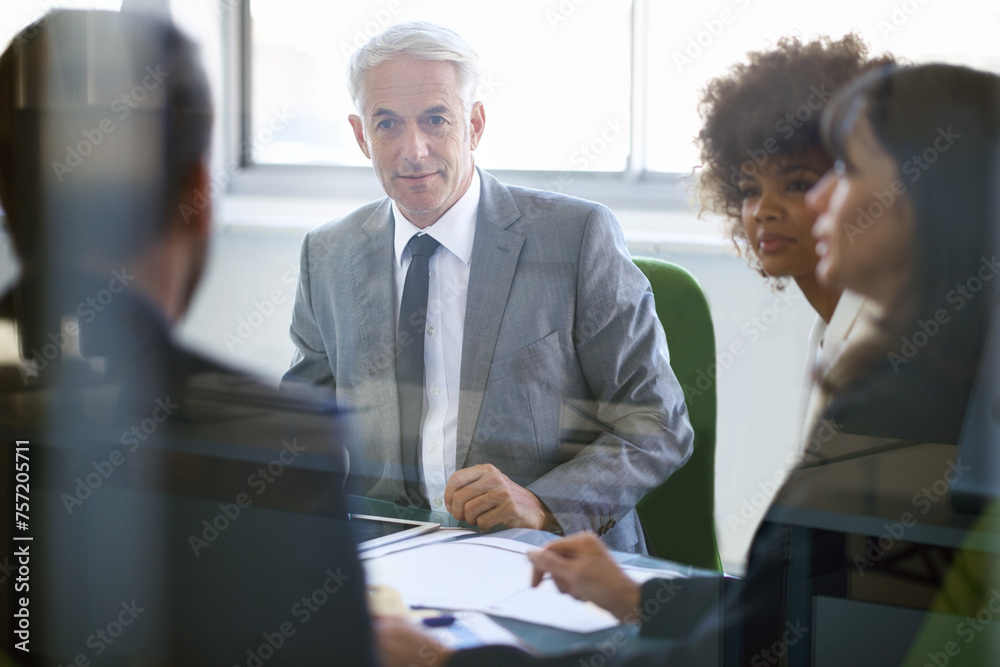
[633,257,722,572]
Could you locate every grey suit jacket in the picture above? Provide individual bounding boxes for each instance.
[282,168,693,551]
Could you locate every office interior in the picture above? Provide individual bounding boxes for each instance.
[1,0,999,664]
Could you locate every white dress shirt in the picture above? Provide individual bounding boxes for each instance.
[392,170,480,509]
[799,289,871,447]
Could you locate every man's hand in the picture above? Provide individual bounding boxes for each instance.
[445,464,559,532]
[374,616,454,667]
[528,532,641,623]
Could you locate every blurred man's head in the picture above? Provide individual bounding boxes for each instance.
[0,10,213,328]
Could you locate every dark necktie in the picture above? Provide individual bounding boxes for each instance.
[397,233,441,504]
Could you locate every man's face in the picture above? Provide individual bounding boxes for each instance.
[349,56,485,229]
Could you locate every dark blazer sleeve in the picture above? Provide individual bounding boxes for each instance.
[636,576,726,640]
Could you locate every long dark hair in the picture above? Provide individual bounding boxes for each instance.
[820,64,1000,438]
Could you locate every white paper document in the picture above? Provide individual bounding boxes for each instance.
[482,579,619,632]
[449,534,542,554]
[359,529,478,560]
[621,563,687,584]
[364,540,623,632]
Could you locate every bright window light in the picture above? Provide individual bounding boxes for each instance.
[249,0,631,171]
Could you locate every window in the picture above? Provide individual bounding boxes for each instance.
[238,0,1000,182]
[248,0,632,171]
[643,0,1000,173]
[4,0,999,204]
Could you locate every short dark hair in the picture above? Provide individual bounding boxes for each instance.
[695,34,894,265]
[0,9,213,266]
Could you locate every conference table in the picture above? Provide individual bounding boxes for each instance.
[347,494,722,657]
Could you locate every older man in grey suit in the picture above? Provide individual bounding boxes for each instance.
[282,21,692,552]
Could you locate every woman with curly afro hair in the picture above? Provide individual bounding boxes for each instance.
[696,33,893,438]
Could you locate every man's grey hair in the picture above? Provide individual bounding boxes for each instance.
[347,21,481,117]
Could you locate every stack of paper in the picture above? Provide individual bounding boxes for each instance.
[362,533,686,633]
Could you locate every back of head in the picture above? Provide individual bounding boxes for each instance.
[346,20,481,114]
[0,10,212,357]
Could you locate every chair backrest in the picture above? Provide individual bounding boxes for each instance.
[633,257,721,571]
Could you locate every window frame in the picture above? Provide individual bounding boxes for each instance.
[222,0,690,212]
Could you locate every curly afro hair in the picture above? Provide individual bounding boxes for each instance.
[696,34,894,268]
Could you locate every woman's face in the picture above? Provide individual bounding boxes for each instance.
[806,115,915,306]
[738,150,830,281]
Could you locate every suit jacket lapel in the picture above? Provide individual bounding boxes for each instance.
[457,169,524,467]
[352,199,402,462]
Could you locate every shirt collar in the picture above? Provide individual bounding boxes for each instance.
[393,168,480,268]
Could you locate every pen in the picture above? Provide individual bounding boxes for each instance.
[421,615,457,628]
